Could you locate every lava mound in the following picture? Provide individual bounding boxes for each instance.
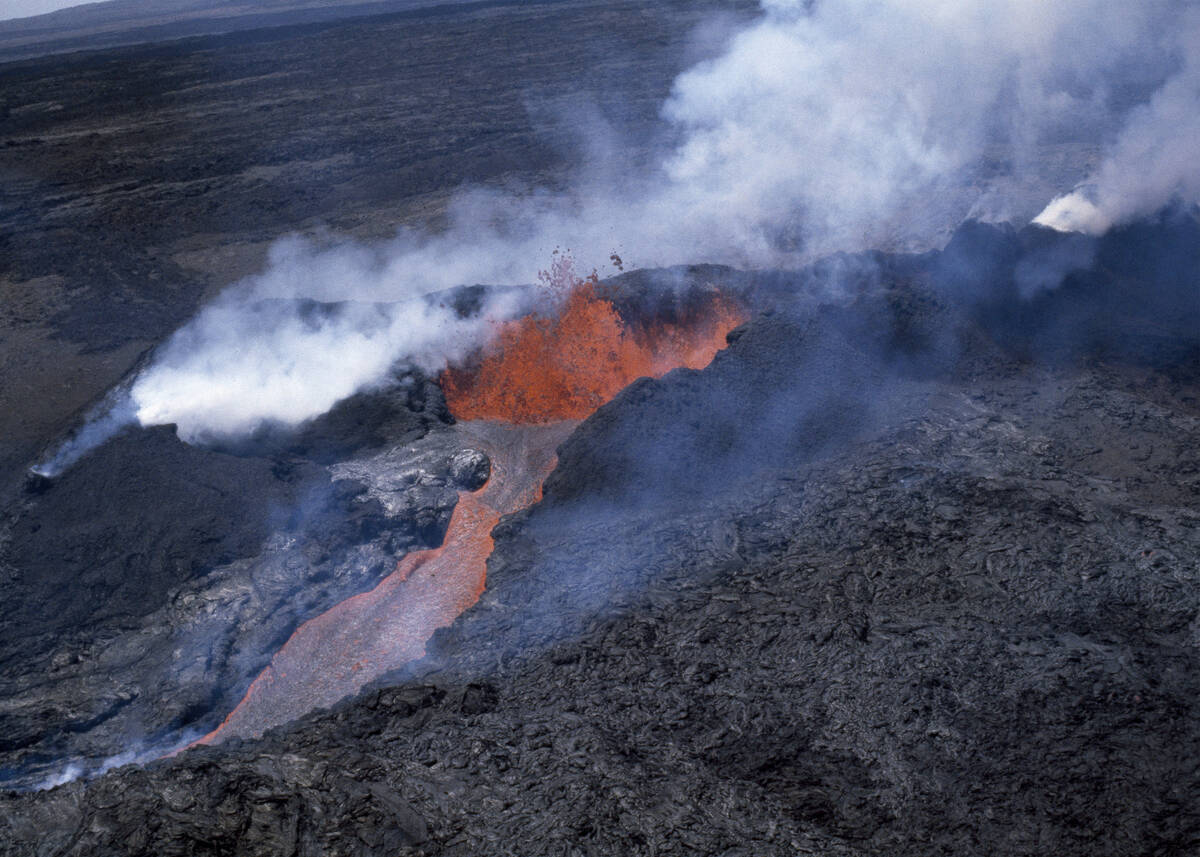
[3,216,1200,855]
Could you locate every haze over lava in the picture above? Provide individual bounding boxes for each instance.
[33,0,1200,480]
[4,1,1200,848]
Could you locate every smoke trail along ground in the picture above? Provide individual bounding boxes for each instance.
[38,0,1199,466]
[31,251,524,473]
[31,391,135,477]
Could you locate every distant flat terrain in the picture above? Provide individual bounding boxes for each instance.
[0,0,481,62]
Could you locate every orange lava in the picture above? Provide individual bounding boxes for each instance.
[442,279,744,422]
[205,495,497,739]
[202,421,574,742]
[200,268,744,745]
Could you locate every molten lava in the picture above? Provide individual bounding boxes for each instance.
[202,271,744,743]
[443,279,744,422]
[203,421,571,741]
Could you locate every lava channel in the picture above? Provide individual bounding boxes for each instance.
[202,273,744,743]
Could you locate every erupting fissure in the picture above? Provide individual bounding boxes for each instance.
[442,267,745,422]
[201,267,744,743]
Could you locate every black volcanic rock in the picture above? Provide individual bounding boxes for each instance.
[542,310,886,508]
[5,306,1200,855]
[4,219,1200,854]
[933,211,1200,367]
[448,448,490,491]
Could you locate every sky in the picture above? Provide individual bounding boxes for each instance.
[0,0,96,21]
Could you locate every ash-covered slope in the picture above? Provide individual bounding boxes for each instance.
[3,216,1200,855]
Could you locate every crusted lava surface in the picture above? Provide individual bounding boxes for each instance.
[3,217,1200,855]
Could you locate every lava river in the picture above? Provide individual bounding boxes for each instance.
[203,276,743,743]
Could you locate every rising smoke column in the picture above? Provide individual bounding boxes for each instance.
[658,0,1192,251]
[35,0,1200,472]
[1035,8,1200,233]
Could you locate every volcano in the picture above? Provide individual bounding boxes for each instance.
[4,0,1200,854]
[5,215,1200,856]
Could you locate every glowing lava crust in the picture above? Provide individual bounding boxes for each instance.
[202,275,744,743]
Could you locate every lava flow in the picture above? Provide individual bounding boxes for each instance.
[201,268,744,743]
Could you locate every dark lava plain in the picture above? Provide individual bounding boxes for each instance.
[4,3,1200,856]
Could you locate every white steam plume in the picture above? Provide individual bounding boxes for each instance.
[661,0,1188,251]
[1035,9,1200,233]
[31,390,135,478]
[31,236,524,471]
[129,240,523,444]
[36,0,1200,471]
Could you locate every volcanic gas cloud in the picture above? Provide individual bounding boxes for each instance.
[203,262,744,742]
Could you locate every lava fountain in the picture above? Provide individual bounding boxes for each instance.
[201,264,744,742]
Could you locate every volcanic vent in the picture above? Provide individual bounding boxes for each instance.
[203,262,745,741]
